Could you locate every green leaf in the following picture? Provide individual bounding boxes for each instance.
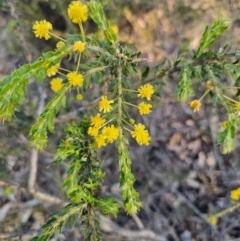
[176,68,193,101]
[97,198,120,217]
[34,68,47,83]
[29,85,69,149]
[212,95,219,106]
[141,66,150,80]
[69,214,77,229]
[117,136,141,214]
[88,0,109,30]
[217,118,236,154]
[29,237,39,241]
[0,75,29,120]
[0,47,70,121]
[104,28,117,43]
[37,235,50,241]
[196,18,229,58]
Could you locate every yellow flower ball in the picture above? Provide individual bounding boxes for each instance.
[50,78,63,92]
[73,41,85,53]
[137,84,154,101]
[47,64,59,77]
[131,123,151,145]
[190,99,201,112]
[95,134,106,148]
[207,216,218,225]
[33,20,52,40]
[67,71,83,87]
[68,1,88,24]
[138,102,152,115]
[91,113,106,128]
[102,125,119,143]
[99,96,114,113]
[56,41,65,49]
[76,93,83,101]
[88,126,98,137]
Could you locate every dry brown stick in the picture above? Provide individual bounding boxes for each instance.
[28,86,47,192]
[0,180,66,206]
[100,215,167,241]
[0,229,40,240]
[28,148,38,192]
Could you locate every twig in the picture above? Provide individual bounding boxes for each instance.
[132,213,144,230]
[0,229,40,240]
[28,148,38,192]
[29,190,68,206]
[172,188,206,222]
[208,116,231,189]
[28,86,47,192]
[100,215,167,241]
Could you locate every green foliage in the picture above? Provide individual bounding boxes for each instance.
[31,118,119,241]
[1,1,240,240]
[176,68,193,101]
[217,114,239,154]
[88,0,109,31]
[0,48,68,121]
[195,18,229,58]
[117,135,141,214]
[29,85,68,149]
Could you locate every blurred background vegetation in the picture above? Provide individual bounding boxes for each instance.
[1,0,240,240]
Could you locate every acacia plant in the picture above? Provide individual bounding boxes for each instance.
[1,0,240,240]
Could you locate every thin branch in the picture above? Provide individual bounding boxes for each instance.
[208,115,231,190]
[0,229,40,240]
[28,86,47,192]
[100,215,167,241]
[173,188,206,222]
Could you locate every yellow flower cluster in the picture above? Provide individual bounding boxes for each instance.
[68,1,88,24]
[138,102,152,115]
[67,71,83,87]
[50,78,63,92]
[138,84,154,101]
[76,93,83,101]
[131,123,151,145]
[88,113,119,148]
[190,99,201,112]
[222,121,227,129]
[207,216,218,225]
[137,84,154,116]
[99,96,114,113]
[206,80,214,90]
[91,113,106,128]
[32,1,89,95]
[33,1,88,40]
[56,41,65,49]
[231,187,240,203]
[73,41,85,53]
[47,64,60,77]
[33,20,52,40]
